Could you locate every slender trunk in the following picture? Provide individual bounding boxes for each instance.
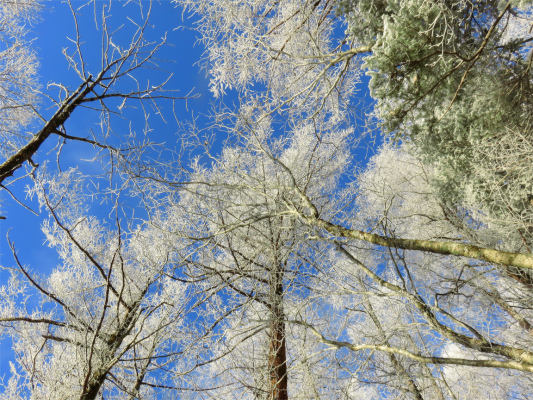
[268,265,288,400]
[80,376,107,400]
[79,297,142,400]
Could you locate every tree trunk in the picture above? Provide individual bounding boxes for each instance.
[268,265,288,400]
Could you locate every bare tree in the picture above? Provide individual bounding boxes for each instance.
[155,109,355,399]
[0,0,191,200]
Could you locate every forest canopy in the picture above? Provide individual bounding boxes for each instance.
[1,0,533,399]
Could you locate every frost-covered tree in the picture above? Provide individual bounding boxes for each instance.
[177,0,369,123]
[4,0,533,398]
[181,0,533,251]
[0,170,202,399]
[0,1,199,398]
[161,110,357,399]
[0,0,187,200]
[152,90,533,396]
[340,0,533,250]
[328,144,533,397]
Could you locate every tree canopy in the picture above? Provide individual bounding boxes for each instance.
[1,0,533,399]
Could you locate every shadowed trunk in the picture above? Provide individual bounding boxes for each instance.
[268,264,288,400]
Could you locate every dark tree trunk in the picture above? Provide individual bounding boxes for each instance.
[268,265,288,400]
